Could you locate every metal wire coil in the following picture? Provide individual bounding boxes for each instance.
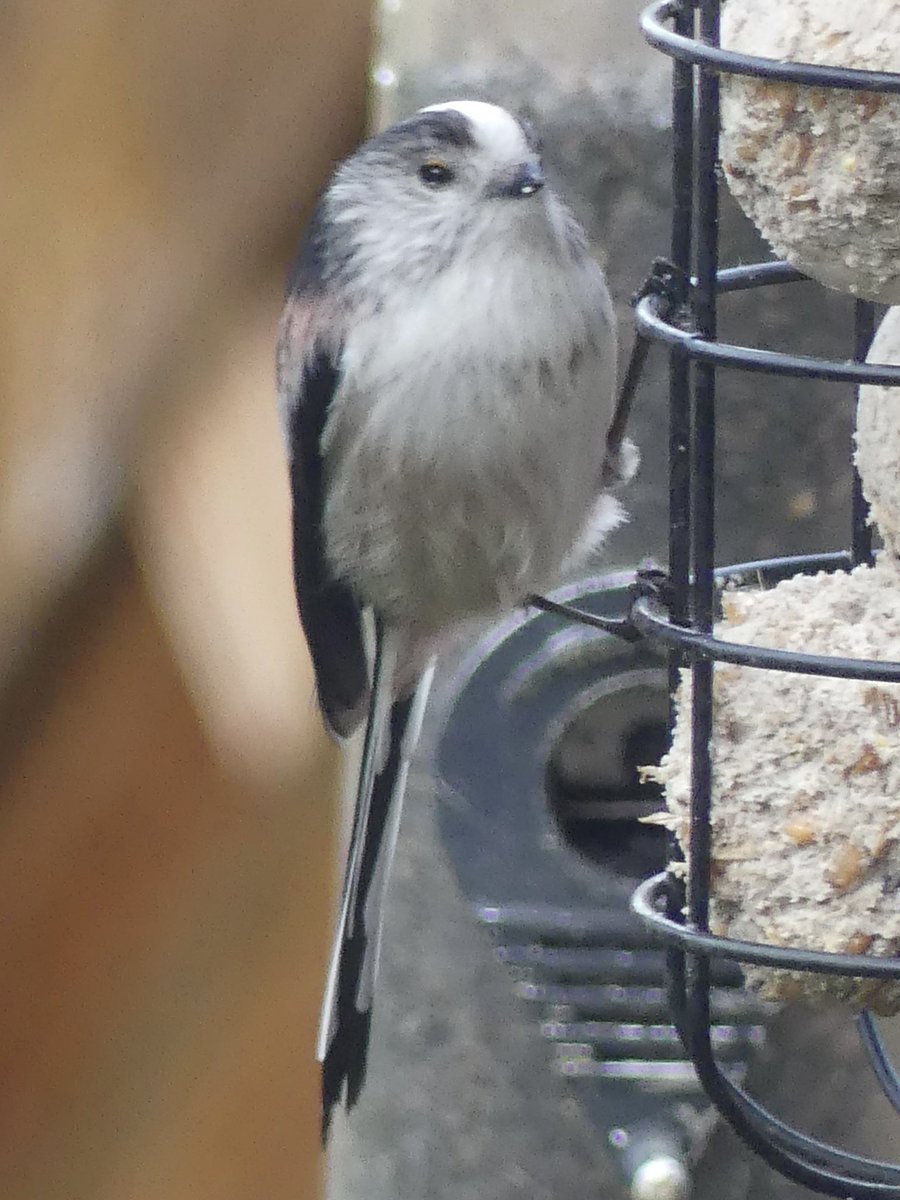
[537,1,900,1193]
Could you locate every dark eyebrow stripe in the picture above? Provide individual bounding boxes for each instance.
[414,110,476,146]
[367,109,476,153]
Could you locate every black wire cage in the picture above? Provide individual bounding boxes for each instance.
[540,1,900,1195]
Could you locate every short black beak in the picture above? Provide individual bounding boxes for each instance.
[496,160,545,198]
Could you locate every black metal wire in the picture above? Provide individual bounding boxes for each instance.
[537,551,896,681]
[532,2,900,1187]
[686,0,718,954]
[527,592,641,642]
[858,1012,900,1117]
[641,0,900,93]
[623,1,900,1193]
[853,302,878,568]
[634,877,900,1195]
[665,0,694,971]
[635,285,900,384]
[633,875,900,983]
[631,593,900,682]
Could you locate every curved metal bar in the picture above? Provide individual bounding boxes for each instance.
[631,875,900,981]
[672,955,888,1171]
[635,0,900,1188]
[682,996,900,1194]
[679,1017,900,1189]
[641,0,900,93]
[859,1011,900,1116]
[711,551,852,579]
[530,552,853,652]
[631,595,900,683]
[658,942,900,1194]
[636,291,900,385]
[716,260,808,293]
[526,593,641,642]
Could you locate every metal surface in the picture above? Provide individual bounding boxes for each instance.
[435,576,771,1198]
[528,2,900,1193]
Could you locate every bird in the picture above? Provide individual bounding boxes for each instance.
[276,98,637,1137]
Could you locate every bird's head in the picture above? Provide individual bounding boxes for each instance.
[324,100,556,292]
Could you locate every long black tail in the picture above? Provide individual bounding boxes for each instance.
[318,621,435,1139]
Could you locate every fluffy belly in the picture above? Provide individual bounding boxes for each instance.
[323,435,608,634]
[321,308,618,635]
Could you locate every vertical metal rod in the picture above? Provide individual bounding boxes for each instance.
[688,0,720,943]
[668,0,694,645]
[852,299,876,568]
[665,0,696,960]
[682,0,723,1076]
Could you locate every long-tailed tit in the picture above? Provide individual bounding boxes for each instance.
[277,99,637,1136]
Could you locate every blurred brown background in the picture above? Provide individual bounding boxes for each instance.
[0,2,373,1196]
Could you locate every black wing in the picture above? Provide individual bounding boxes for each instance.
[283,344,369,738]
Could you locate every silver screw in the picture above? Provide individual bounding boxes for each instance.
[630,1154,690,1200]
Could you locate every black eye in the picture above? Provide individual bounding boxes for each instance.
[418,160,455,186]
